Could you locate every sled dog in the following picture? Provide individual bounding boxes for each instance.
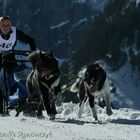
[26,51,61,120]
[70,63,113,120]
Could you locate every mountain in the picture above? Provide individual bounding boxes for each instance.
[0,0,108,58]
[0,0,140,70]
[60,0,140,106]
[74,0,140,71]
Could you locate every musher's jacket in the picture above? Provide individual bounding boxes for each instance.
[0,26,36,73]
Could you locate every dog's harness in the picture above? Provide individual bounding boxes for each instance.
[40,75,60,91]
[84,81,89,96]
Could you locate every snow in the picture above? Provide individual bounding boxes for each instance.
[109,62,140,109]
[136,0,140,7]
[72,18,88,28]
[0,103,140,140]
[50,20,70,30]
[89,0,108,9]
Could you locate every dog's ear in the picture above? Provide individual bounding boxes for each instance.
[28,51,39,68]
[39,50,42,55]
[49,51,53,57]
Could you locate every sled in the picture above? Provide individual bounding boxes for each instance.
[1,50,31,116]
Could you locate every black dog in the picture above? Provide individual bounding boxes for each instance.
[26,51,60,120]
[70,63,113,120]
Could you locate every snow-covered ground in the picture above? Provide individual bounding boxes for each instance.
[0,103,140,140]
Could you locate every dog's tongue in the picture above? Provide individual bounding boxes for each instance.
[89,86,96,92]
[89,83,98,92]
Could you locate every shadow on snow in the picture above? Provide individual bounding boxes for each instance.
[110,119,140,125]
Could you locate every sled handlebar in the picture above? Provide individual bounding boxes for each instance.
[1,50,31,56]
[1,50,31,64]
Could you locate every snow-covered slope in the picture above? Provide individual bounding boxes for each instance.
[109,62,140,109]
[0,103,140,140]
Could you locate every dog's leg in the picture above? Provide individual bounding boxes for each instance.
[26,72,34,97]
[91,107,98,121]
[88,94,98,120]
[78,81,87,118]
[70,78,80,93]
[103,78,113,116]
[78,101,84,118]
[78,96,88,118]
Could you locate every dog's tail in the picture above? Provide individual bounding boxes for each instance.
[70,78,81,93]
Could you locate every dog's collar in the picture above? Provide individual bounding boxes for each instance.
[40,76,60,91]
[44,74,54,80]
[40,80,50,90]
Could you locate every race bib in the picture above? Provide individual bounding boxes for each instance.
[0,27,16,52]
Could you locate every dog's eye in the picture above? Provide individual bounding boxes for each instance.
[90,77,95,83]
[88,80,93,85]
[90,81,93,84]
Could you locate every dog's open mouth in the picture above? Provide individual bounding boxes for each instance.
[41,68,51,77]
[89,82,98,92]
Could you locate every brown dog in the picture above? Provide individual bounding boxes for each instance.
[26,51,61,120]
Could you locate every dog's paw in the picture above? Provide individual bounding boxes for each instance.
[37,115,45,120]
[93,114,98,121]
[48,114,55,121]
[106,109,113,116]
[91,107,98,120]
